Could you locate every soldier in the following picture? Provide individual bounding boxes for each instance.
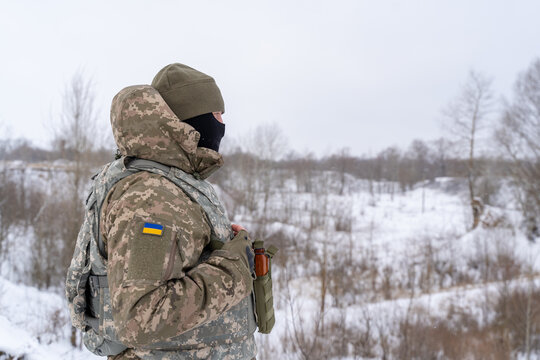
[103,63,258,359]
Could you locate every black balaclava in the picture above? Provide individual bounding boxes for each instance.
[183,113,225,153]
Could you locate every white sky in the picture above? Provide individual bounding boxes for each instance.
[1,0,539,156]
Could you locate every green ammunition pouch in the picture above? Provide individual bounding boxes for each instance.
[253,240,278,334]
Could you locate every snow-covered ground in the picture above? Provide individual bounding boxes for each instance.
[234,174,540,359]
[0,163,539,359]
[0,277,99,360]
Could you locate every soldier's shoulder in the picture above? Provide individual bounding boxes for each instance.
[109,171,189,204]
[104,171,205,224]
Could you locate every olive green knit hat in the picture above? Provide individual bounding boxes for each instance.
[151,63,225,121]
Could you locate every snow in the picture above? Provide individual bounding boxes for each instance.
[1,166,539,359]
[230,174,540,358]
[0,278,100,360]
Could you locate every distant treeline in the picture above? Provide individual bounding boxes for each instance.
[1,135,507,189]
[0,135,517,189]
[0,138,113,165]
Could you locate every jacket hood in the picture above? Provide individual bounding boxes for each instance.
[110,85,223,179]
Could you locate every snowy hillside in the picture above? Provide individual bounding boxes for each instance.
[0,277,100,360]
[0,162,539,359]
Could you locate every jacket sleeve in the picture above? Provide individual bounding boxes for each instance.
[102,173,252,348]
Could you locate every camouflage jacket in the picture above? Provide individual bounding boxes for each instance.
[103,85,256,359]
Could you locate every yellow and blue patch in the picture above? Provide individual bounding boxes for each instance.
[142,222,164,236]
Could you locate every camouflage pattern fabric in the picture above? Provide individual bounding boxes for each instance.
[65,184,97,331]
[67,85,257,359]
[66,160,131,355]
[105,85,257,359]
[102,169,256,359]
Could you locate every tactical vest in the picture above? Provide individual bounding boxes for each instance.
[66,157,257,358]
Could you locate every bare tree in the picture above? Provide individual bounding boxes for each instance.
[0,168,18,262]
[327,147,355,196]
[408,139,434,213]
[36,71,98,346]
[376,146,401,198]
[0,126,29,268]
[0,121,12,161]
[244,122,288,162]
[495,58,540,240]
[245,123,289,233]
[52,71,97,269]
[291,151,317,193]
[432,137,453,178]
[443,70,494,229]
[0,124,12,259]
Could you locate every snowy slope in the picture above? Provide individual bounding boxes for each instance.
[0,277,99,360]
[0,163,539,359]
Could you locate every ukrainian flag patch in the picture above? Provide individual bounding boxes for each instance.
[142,222,164,236]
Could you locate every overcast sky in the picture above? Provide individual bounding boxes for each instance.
[1,0,539,157]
